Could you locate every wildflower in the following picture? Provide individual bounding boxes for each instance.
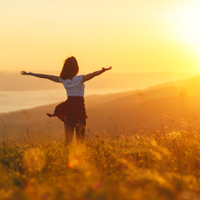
[40,194,47,200]
[119,166,124,172]
[93,182,101,189]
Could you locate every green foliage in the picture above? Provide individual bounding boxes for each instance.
[1,121,200,200]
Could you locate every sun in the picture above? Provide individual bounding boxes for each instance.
[172,1,200,45]
[169,0,200,60]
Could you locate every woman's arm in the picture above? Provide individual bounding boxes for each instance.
[82,67,112,82]
[21,71,60,83]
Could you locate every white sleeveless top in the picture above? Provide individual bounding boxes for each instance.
[59,75,85,97]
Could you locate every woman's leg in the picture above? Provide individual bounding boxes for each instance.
[64,122,74,144]
[75,119,86,143]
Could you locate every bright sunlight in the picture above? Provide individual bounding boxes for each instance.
[170,0,200,60]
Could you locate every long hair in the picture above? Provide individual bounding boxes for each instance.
[60,56,79,80]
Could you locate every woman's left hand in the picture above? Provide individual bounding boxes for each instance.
[102,66,112,72]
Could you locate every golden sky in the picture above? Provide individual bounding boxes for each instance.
[0,0,200,74]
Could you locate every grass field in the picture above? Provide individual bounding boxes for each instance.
[1,116,200,200]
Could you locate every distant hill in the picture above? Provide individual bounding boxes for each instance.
[0,70,196,91]
[1,74,200,140]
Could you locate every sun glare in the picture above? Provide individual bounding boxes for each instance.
[170,1,200,56]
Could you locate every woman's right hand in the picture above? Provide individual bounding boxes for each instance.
[21,71,30,75]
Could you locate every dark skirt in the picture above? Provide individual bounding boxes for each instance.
[47,96,87,127]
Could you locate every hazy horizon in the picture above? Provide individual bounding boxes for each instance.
[0,72,199,114]
[0,70,197,91]
[2,71,200,134]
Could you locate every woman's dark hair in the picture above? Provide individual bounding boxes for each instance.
[60,56,79,80]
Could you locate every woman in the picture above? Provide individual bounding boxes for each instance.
[21,56,112,144]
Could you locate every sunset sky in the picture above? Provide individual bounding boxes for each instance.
[0,0,200,74]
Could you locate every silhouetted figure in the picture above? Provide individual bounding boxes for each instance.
[21,56,112,144]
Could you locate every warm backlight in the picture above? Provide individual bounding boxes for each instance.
[170,1,200,57]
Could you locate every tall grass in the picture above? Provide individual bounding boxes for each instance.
[1,117,200,200]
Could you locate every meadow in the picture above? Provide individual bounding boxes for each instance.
[1,116,200,200]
